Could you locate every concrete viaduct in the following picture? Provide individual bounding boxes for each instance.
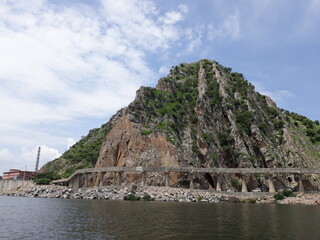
[52,167,320,193]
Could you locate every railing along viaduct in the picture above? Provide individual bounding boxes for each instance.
[52,167,320,193]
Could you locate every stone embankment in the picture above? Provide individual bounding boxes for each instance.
[1,185,319,205]
[276,192,320,205]
[1,185,225,203]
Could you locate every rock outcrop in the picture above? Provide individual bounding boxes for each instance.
[41,59,320,190]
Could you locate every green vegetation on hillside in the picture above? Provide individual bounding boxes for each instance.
[34,171,60,185]
[39,59,320,181]
[286,111,320,144]
[39,122,111,180]
[134,59,290,154]
[133,62,200,145]
[61,124,111,176]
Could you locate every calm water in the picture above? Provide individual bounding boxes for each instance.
[0,196,319,240]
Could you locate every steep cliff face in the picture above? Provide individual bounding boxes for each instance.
[41,59,320,189]
[97,60,318,167]
[93,59,320,189]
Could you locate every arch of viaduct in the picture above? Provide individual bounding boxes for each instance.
[52,167,320,193]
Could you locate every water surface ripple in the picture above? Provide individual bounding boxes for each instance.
[0,196,319,240]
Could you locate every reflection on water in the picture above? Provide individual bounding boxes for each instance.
[0,196,319,240]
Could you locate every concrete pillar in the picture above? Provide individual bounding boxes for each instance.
[298,175,304,192]
[86,173,90,187]
[141,172,146,187]
[216,174,221,192]
[189,172,194,189]
[99,172,104,187]
[83,173,89,188]
[116,172,123,186]
[72,178,76,188]
[67,176,72,188]
[75,174,80,189]
[113,172,116,185]
[267,175,276,193]
[164,172,170,187]
[241,175,248,192]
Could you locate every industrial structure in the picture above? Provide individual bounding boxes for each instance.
[3,169,35,180]
[2,146,41,180]
[35,146,41,172]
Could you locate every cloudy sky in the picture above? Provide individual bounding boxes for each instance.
[1,0,319,174]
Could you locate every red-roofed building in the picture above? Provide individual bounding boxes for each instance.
[3,169,35,180]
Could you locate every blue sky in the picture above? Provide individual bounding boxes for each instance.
[0,0,319,174]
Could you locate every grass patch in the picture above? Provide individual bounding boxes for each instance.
[140,130,152,135]
[241,198,256,203]
[273,193,285,200]
[282,189,295,197]
[196,196,204,202]
[124,194,141,201]
[274,189,295,201]
[142,194,155,201]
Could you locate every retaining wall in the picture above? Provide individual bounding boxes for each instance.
[0,180,34,193]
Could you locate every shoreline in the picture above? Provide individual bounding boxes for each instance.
[1,185,319,205]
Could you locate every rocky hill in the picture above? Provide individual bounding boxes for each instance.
[40,59,320,190]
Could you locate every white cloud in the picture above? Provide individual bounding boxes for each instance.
[158,65,170,75]
[178,4,189,14]
[100,0,183,51]
[0,148,16,163]
[21,145,61,170]
[298,0,320,38]
[207,9,240,41]
[161,11,184,25]
[253,81,293,104]
[0,148,22,175]
[0,0,189,129]
[260,90,293,104]
[186,34,202,54]
[0,0,193,167]
[306,0,320,17]
[66,138,76,150]
[0,145,61,175]
[229,0,320,43]
[176,27,204,57]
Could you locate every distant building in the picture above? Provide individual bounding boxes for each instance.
[3,169,35,180]
[0,176,2,180]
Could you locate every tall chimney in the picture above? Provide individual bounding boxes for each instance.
[35,146,41,172]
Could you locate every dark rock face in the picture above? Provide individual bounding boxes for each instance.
[41,59,320,190]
